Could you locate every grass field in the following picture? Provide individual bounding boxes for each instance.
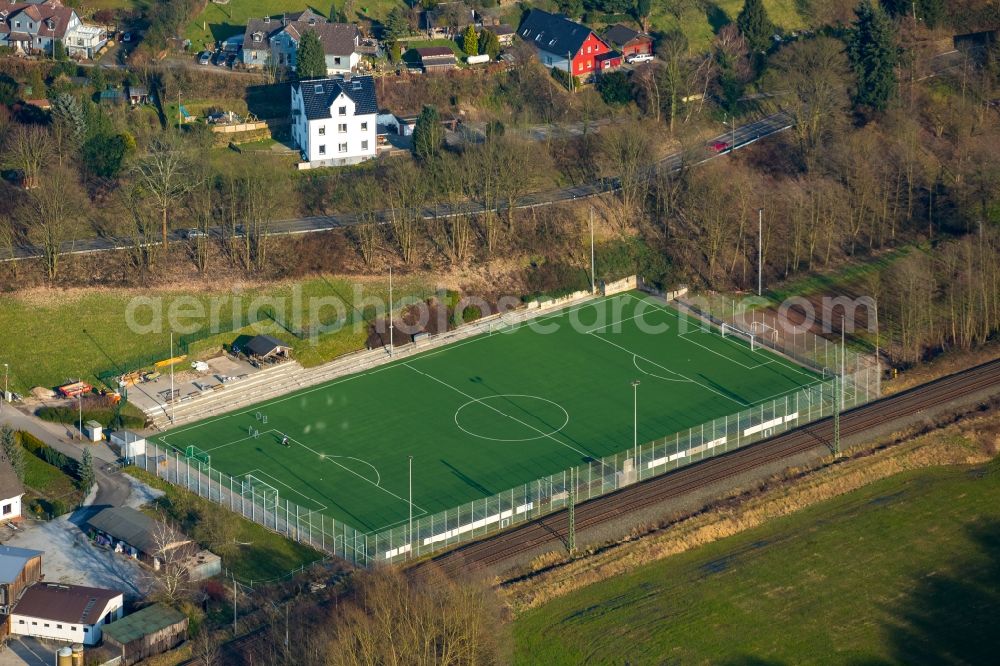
[0,276,431,394]
[157,292,818,533]
[648,0,805,51]
[512,458,1000,664]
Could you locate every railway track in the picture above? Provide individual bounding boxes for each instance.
[418,358,1000,577]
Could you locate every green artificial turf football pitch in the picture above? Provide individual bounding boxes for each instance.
[156,292,820,533]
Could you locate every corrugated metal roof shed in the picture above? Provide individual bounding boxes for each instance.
[0,546,42,584]
[102,603,187,645]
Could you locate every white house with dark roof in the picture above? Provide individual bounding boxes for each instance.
[0,446,24,524]
[242,9,360,74]
[0,0,106,58]
[9,582,123,645]
[291,75,377,167]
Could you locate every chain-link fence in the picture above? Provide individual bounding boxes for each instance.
[130,289,880,567]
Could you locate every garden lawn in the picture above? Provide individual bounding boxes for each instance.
[650,0,806,51]
[0,276,432,393]
[513,459,1000,664]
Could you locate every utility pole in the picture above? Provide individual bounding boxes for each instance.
[388,266,394,357]
[2,363,8,412]
[590,207,596,294]
[757,208,764,296]
[566,51,573,91]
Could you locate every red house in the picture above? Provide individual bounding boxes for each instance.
[603,24,654,58]
[518,9,620,80]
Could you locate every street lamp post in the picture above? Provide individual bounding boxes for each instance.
[2,363,8,412]
[758,207,764,296]
[408,455,413,555]
[631,380,640,473]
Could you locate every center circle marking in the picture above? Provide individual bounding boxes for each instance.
[454,394,570,442]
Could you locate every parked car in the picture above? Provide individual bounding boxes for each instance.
[181,229,208,240]
[121,32,132,43]
[197,51,211,65]
[225,53,238,68]
[626,53,654,64]
[212,51,226,66]
[710,140,730,153]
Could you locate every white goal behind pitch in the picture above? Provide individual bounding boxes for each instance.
[242,474,279,512]
[721,322,757,350]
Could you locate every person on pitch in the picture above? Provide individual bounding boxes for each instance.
[281,434,290,447]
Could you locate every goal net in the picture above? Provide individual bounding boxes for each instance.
[721,322,757,350]
[242,474,279,512]
[749,321,780,344]
[184,445,211,468]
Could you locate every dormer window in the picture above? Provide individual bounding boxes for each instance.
[253,31,263,42]
[263,16,271,23]
[314,84,324,94]
[308,18,315,25]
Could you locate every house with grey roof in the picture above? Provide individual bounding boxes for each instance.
[88,506,196,568]
[291,74,377,167]
[242,9,360,74]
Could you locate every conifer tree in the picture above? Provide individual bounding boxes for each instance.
[847,0,897,111]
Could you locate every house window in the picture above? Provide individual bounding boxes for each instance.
[2,504,10,515]
[318,126,325,135]
[18,620,24,625]
[338,106,347,116]
[57,624,62,629]
[84,628,90,633]
[31,622,37,625]
[319,145,326,155]
[577,62,583,72]
[361,140,369,150]
[334,56,341,65]
[338,143,347,153]
[338,123,347,132]
[360,121,368,131]
[587,61,592,69]
[44,624,50,628]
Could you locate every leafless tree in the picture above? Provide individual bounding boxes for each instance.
[0,215,17,281]
[428,156,473,264]
[148,514,191,607]
[386,161,426,263]
[18,166,85,279]
[190,628,221,666]
[763,36,849,170]
[185,174,216,273]
[325,566,507,666]
[118,182,162,272]
[602,121,653,233]
[4,124,51,190]
[349,178,384,267]
[131,135,194,247]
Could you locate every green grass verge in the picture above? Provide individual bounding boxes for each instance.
[649,0,805,51]
[157,292,818,533]
[0,275,431,393]
[513,458,1000,664]
[127,467,324,581]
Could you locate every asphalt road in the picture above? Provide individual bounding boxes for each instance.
[0,112,792,262]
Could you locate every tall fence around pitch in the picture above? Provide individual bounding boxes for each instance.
[131,287,880,568]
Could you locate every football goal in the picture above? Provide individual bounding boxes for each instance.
[242,474,279,512]
[721,322,757,350]
[184,445,211,467]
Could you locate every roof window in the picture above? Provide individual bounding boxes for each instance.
[314,84,324,94]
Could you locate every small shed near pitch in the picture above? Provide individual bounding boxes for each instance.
[100,603,188,666]
[110,430,145,458]
[244,335,293,361]
[84,420,103,442]
[88,506,196,568]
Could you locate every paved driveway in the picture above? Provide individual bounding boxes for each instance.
[0,637,58,666]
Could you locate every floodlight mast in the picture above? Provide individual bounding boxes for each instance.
[631,380,640,472]
[388,267,393,355]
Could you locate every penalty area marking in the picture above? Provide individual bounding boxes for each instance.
[454,394,570,442]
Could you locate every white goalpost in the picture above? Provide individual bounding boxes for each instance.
[721,322,757,351]
[242,474,279,512]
